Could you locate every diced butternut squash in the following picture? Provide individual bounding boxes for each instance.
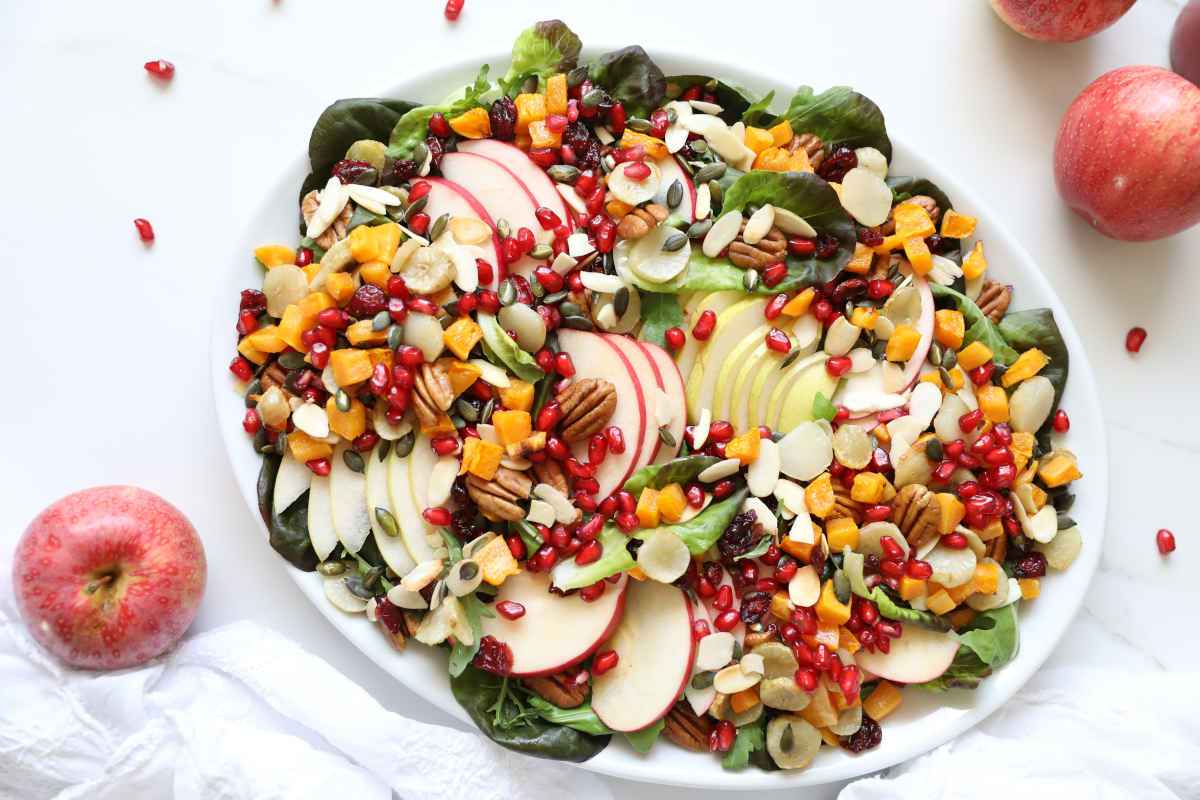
[514,92,547,134]
[872,233,903,256]
[499,379,535,412]
[815,579,852,625]
[325,396,367,440]
[957,341,993,371]
[303,263,321,283]
[545,73,568,115]
[245,325,287,354]
[886,324,922,362]
[347,320,388,346]
[850,306,878,330]
[976,384,1010,423]
[460,438,503,480]
[780,538,815,562]
[940,209,977,239]
[862,680,903,721]
[492,409,532,446]
[298,291,335,319]
[1010,431,1036,473]
[899,576,927,601]
[730,687,760,714]
[627,565,648,581]
[850,472,889,504]
[1001,348,1049,388]
[366,348,393,370]
[817,727,842,748]
[920,366,966,394]
[528,119,561,149]
[658,483,686,523]
[826,517,859,552]
[1038,452,1082,488]
[725,430,761,464]
[926,589,956,615]
[972,561,1000,595]
[514,132,532,151]
[770,591,792,620]
[752,146,811,173]
[805,473,835,518]
[811,621,841,650]
[442,317,483,361]
[330,348,373,387]
[255,244,296,268]
[933,309,965,350]
[288,430,333,462]
[800,686,838,728]
[618,129,669,160]
[325,272,356,306]
[373,223,402,264]
[932,493,964,535]
[946,607,978,629]
[845,242,874,274]
[768,119,793,147]
[839,626,861,654]
[945,580,975,605]
[474,534,520,586]
[963,241,987,280]
[449,107,491,139]
[782,287,816,317]
[606,198,634,218]
[277,304,306,352]
[743,126,774,154]
[237,337,268,365]
[903,236,932,275]
[359,260,390,289]
[422,412,457,438]
[1019,578,1040,599]
[440,359,481,397]
[636,487,660,529]
[894,203,935,240]
[349,224,380,263]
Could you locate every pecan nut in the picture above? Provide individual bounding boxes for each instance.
[986,533,1007,563]
[616,203,669,240]
[466,467,532,522]
[301,189,352,251]
[662,702,714,752]
[977,280,1012,323]
[788,133,825,171]
[728,219,787,270]
[829,483,865,525]
[533,458,570,497]
[523,672,588,709]
[413,362,454,429]
[257,360,294,399]
[891,484,941,549]
[556,378,617,442]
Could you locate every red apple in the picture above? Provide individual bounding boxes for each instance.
[1172,1,1200,86]
[990,0,1136,41]
[1054,66,1200,242]
[13,486,206,669]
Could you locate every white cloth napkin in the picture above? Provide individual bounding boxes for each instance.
[840,668,1200,800]
[0,599,613,800]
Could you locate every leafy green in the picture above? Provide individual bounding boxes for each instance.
[256,455,318,571]
[623,455,720,496]
[918,605,1019,692]
[551,524,634,590]
[306,98,419,182]
[741,90,778,127]
[887,176,954,218]
[930,284,1019,365]
[811,391,836,422]
[867,587,950,632]
[527,697,614,736]
[638,486,749,555]
[447,594,485,678]
[999,309,1070,417]
[346,206,391,233]
[500,20,582,95]
[783,86,892,160]
[721,719,766,770]
[478,312,545,383]
[664,75,762,124]
[451,667,610,761]
[387,66,492,161]
[917,648,992,692]
[638,292,684,348]
[588,46,667,117]
[623,719,665,754]
[734,535,774,562]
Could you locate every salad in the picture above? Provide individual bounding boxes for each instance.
[229,20,1085,772]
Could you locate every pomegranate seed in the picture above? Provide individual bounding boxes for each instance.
[867,279,894,300]
[309,342,330,370]
[536,401,562,432]
[575,540,603,565]
[864,504,892,522]
[981,463,1017,489]
[533,545,558,571]
[505,534,526,560]
[942,532,969,549]
[623,161,652,181]
[443,0,463,20]
[788,237,816,256]
[762,261,788,287]
[905,559,933,579]
[764,293,789,321]
[649,109,670,139]
[236,309,259,336]
[555,352,575,377]
[959,409,984,433]
[826,356,852,377]
[880,559,904,579]
[713,610,740,632]
[594,221,617,253]
[812,299,833,323]
[869,447,891,472]
[970,361,995,386]
[1052,409,1070,433]
[714,584,734,611]
[407,212,430,236]
[407,181,431,204]
[709,720,736,753]
[1156,528,1176,555]
[984,448,1013,466]
[664,326,686,351]
[879,536,904,560]
[133,218,155,242]
[305,458,331,476]
[294,247,313,267]
[692,620,711,641]
[690,310,716,341]
[353,431,380,453]
[696,577,716,598]
[422,506,451,527]
[712,479,735,500]
[546,436,569,460]
[588,433,607,465]
[431,436,458,456]
[707,420,734,443]
[577,514,605,543]
[765,328,791,354]
[993,423,1013,446]
[591,648,619,675]
[875,620,902,639]
[549,525,570,550]
[391,365,413,391]
[565,457,594,479]
[774,559,798,583]
[143,59,175,79]
[615,511,639,532]
[932,459,956,483]
[1126,326,1147,353]
[533,206,562,231]
[474,260,496,288]
[794,667,818,692]
[686,483,705,508]
[428,112,451,138]
[609,102,627,137]
[496,601,525,620]
[242,408,261,434]
[579,581,607,602]
[613,491,634,514]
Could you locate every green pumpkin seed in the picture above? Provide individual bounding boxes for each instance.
[939,366,955,387]
[780,725,795,753]
[243,379,262,408]
[542,290,569,305]
[498,280,517,306]
[707,179,724,207]
[410,142,428,170]
[627,117,652,133]
[387,324,404,350]
[691,671,715,690]
[547,164,581,184]
[567,65,588,88]
[690,139,708,154]
[779,348,802,370]
[393,431,416,458]
[449,413,465,428]
[873,340,889,360]
[530,280,545,300]
[378,440,391,461]
[1057,513,1076,530]
[743,269,760,292]
[582,88,606,109]
[372,310,391,331]
[614,287,630,318]
[662,232,688,252]
[317,561,346,576]
[732,641,743,661]
[693,163,727,184]
[278,351,306,370]
[480,397,495,424]
[561,315,595,331]
[687,219,714,239]
[335,388,351,412]
[343,449,366,473]
[275,432,288,456]
[404,194,428,220]
[344,573,373,599]
[925,438,944,463]
[456,398,479,423]
[941,348,957,370]
[666,179,684,210]
[666,107,678,125]
[658,425,676,447]
[558,300,581,318]
[530,244,553,260]
[429,213,449,242]
[601,154,616,174]
[927,343,943,368]
[374,507,400,537]
[361,565,386,591]
[496,218,511,239]
[254,429,272,454]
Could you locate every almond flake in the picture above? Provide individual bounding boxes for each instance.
[692,407,713,450]
[557,184,588,216]
[702,211,743,258]
[533,483,578,523]
[550,252,578,275]
[772,208,817,238]
[345,184,402,215]
[839,167,892,227]
[579,271,624,294]
[566,232,595,258]
[306,177,349,239]
[694,183,712,220]
[697,457,740,483]
[526,499,556,527]
[291,403,330,439]
[400,559,443,592]
[742,204,775,245]
[689,99,724,115]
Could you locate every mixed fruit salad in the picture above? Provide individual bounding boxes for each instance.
[229,20,1085,772]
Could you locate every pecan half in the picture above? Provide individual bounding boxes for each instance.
[743,626,780,650]
[977,280,1012,323]
[829,483,865,525]
[616,203,668,240]
[533,458,570,497]
[789,133,825,171]
[257,360,293,399]
[466,467,532,521]
[524,672,588,708]
[892,484,941,549]
[871,195,941,238]
[662,702,714,752]
[728,219,787,270]
[413,362,454,429]
[301,189,352,251]
[556,378,616,442]
[986,533,1007,563]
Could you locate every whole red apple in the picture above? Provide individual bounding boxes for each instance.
[990,0,1136,41]
[13,486,206,669]
[1054,66,1200,241]
[1172,1,1200,86]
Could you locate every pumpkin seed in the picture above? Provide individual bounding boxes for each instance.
[275,432,288,456]
[582,88,606,109]
[939,366,955,387]
[498,280,517,306]
[393,431,416,458]
[732,640,743,661]
[614,287,630,318]
[567,65,588,88]
[662,231,688,252]
[925,438,944,463]
[335,388,351,412]
[372,310,391,331]
[343,449,366,473]
[480,397,495,424]
[344,573,374,599]
[690,139,708,154]
[530,280,545,300]
[429,212,449,242]
[601,154,616,173]
[404,196,428,223]
[872,340,889,360]
[278,350,306,370]
[547,164,580,183]
[530,244,553,260]
[707,179,723,208]
[743,269,760,292]
[780,725,794,753]
[243,378,262,408]
[496,218,511,240]
[627,117,653,133]
[410,142,428,171]
[561,315,595,331]
[779,348,802,370]
[317,561,346,576]
[658,425,676,447]
[378,440,391,460]
[691,671,715,690]
[694,163,727,185]
[687,219,714,239]
[361,565,386,591]
[253,430,271,454]
[375,507,400,537]
[542,290,569,305]
[667,179,684,210]
[666,107,678,125]
[458,561,480,582]
[1057,513,1076,530]
[456,398,479,423]
[927,342,943,367]
[449,413,465,428]
[559,300,581,317]
[941,348,957,370]
[387,324,404,350]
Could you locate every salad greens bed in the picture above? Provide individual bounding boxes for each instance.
[232,19,1085,774]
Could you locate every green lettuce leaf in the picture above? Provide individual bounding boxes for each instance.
[387,66,492,161]
[664,75,763,124]
[783,86,892,160]
[527,697,614,736]
[867,587,950,632]
[999,308,1070,417]
[623,719,665,753]
[588,46,666,117]
[623,455,719,496]
[721,719,766,770]
[917,605,1019,692]
[638,292,684,348]
[551,524,634,590]
[478,312,545,383]
[636,486,749,555]
[500,20,582,95]
[447,594,485,677]
[930,284,1019,365]
[306,98,419,182]
[917,647,992,692]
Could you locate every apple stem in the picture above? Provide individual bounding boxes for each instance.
[83,571,116,595]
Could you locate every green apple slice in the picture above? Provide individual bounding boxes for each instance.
[675,290,745,403]
[386,443,438,564]
[688,298,769,424]
[306,474,338,562]
[713,323,770,423]
[366,443,416,577]
[773,358,841,433]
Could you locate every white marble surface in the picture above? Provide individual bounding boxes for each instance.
[1,0,1196,797]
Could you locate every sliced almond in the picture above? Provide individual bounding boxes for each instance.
[533,483,579,523]
[401,558,443,592]
[713,663,762,694]
[747,439,781,497]
[526,499,555,527]
[778,422,832,481]
[742,204,776,245]
[468,358,511,388]
[773,479,807,516]
[557,183,588,216]
[694,183,712,220]
[692,407,713,450]
[550,252,578,275]
[772,208,817,238]
[908,382,943,428]
[740,652,765,676]
[698,457,740,483]
[497,302,547,353]
[848,348,875,373]
[306,177,349,239]
[823,316,862,357]
[386,584,428,610]
[839,168,892,227]
[345,183,402,215]
[695,631,736,672]
[789,565,821,607]
[579,271,625,294]
[291,403,330,439]
[689,99,724,115]
[702,211,743,258]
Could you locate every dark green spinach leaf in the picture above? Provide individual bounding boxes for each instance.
[623,455,719,496]
[256,455,318,571]
[447,595,485,678]
[638,292,684,349]
[664,75,762,124]
[623,719,665,754]
[307,98,419,183]
[931,284,1019,365]
[999,309,1070,416]
[588,46,666,117]
[527,697,614,736]
[784,86,892,160]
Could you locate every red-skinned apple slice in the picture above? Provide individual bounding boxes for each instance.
[557,329,646,498]
[479,570,627,676]
[603,334,662,473]
[854,622,961,683]
[654,156,696,221]
[900,275,935,391]
[456,139,574,230]
[421,177,503,289]
[439,151,543,278]
[591,579,696,732]
[637,339,686,465]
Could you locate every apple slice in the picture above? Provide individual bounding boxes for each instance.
[591,579,696,732]
[456,139,573,230]
[557,329,647,497]
[653,156,696,221]
[639,341,686,465]
[272,454,311,514]
[306,474,338,562]
[674,290,744,396]
[330,443,371,553]
[686,298,769,421]
[712,321,771,424]
[386,445,439,563]
[422,177,503,289]
[366,443,416,577]
[439,152,543,278]
[767,353,839,433]
[855,622,961,684]
[479,570,628,676]
[603,334,661,472]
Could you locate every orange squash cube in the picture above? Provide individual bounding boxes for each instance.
[872,234,903,256]
[1019,578,1040,599]
[443,317,483,361]
[325,272,356,306]
[460,438,503,480]
[725,430,761,464]
[636,487,660,529]
[1001,348,1049,388]
[440,359,481,397]
[782,287,816,317]
[730,687,760,714]
[752,146,792,172]
[976,385,1010,423]
[780,538,815,562]
[325,396,367,440]
[349,224,381,263]
[771,591,793,620]
[957,341,994,371]
[492,409,532,446]
[894,203,935,240]
[245,325,288,354]
[826,517,859,552]
[800,686,838,728]
[237,337,268,365]
[862,681,903,721]
[743,126,774,154]
[288,430,333,462]
[899,576,927,601]
[618,129,668,160]
[255,244,296,268]
[514,92,547,134]
[935,493,965,534]
[449,107,491,140]
[657,483,687,523]
[838,626,861,654]
[972,561,1000,595]
[346,320,388,346]
[903,236,932,275]
[926,589,956,615]
[933,309,965,350]
[850,472,889,504]
[1038,452,1082,488]
[805,473,835,518]
[963,241,987,280]
[498,380,534,412]
[528,119,561,150]
[816,580,852,625]
[330,348,373,387]
[545,73,568,115]
[768,119,794,147]
[845,243,874,274]
[359,260,390,289]
[886,324,922,362]
[850,306,878,330]
[940,209,977,239]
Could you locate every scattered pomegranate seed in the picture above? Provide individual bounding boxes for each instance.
[764,293,789,321]
[133,218,155,242]
[496,601,525,620]
[664,326,686,351]
[546,436,569,460]
[864,504,892,522]
[615,511,638,532]
[794,667,818,692]
[1052,409,1071,433]
[306,458,331,476]
[713,610,740,632]
[588,433,607,466]
[765,328,791,354]
[242,408,261,434]
[942,532,969,550]
[712,479,735,500]
[762,261,788,287]
[505,534,525,560]
[692,310,717,341]
[428,112,451,138]
[1126,326,1147,353]
[623,161,652,181]
[709,720,736,753]
[867,279,894,300]
[691,620,711,641]
[143,59,175,79]
[443,0,464,20]
[1156,528,1176,555]
[431,436,458,456]
[575,540,603,565]
[825,355,852,377]
[812,299,833,323]
[905,559,933,579]
[555,351,575,377]
[408,212,430,236]
[423,506,452,527]
[536,401,562,432]
[591,649,619,676]
[788,237,816,256]
[959,408,984,433]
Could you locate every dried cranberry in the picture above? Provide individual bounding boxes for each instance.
[348,284,387,318]
[375,597,407,635]
[562,121,592,153]
[925,233,953,254]
[815,233,840,260]
[718,510,759,561]
[424,135,446,168]
[240,289,267,314]
[841,714,882,753]
[473,635,513,676]
[1013,552,1047,578]
[817,146,858,183]
[858,226,884,247]
[489,96,517,141]
[331,159,374,185]
[739,591,771,625]
[386,159,418,185]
